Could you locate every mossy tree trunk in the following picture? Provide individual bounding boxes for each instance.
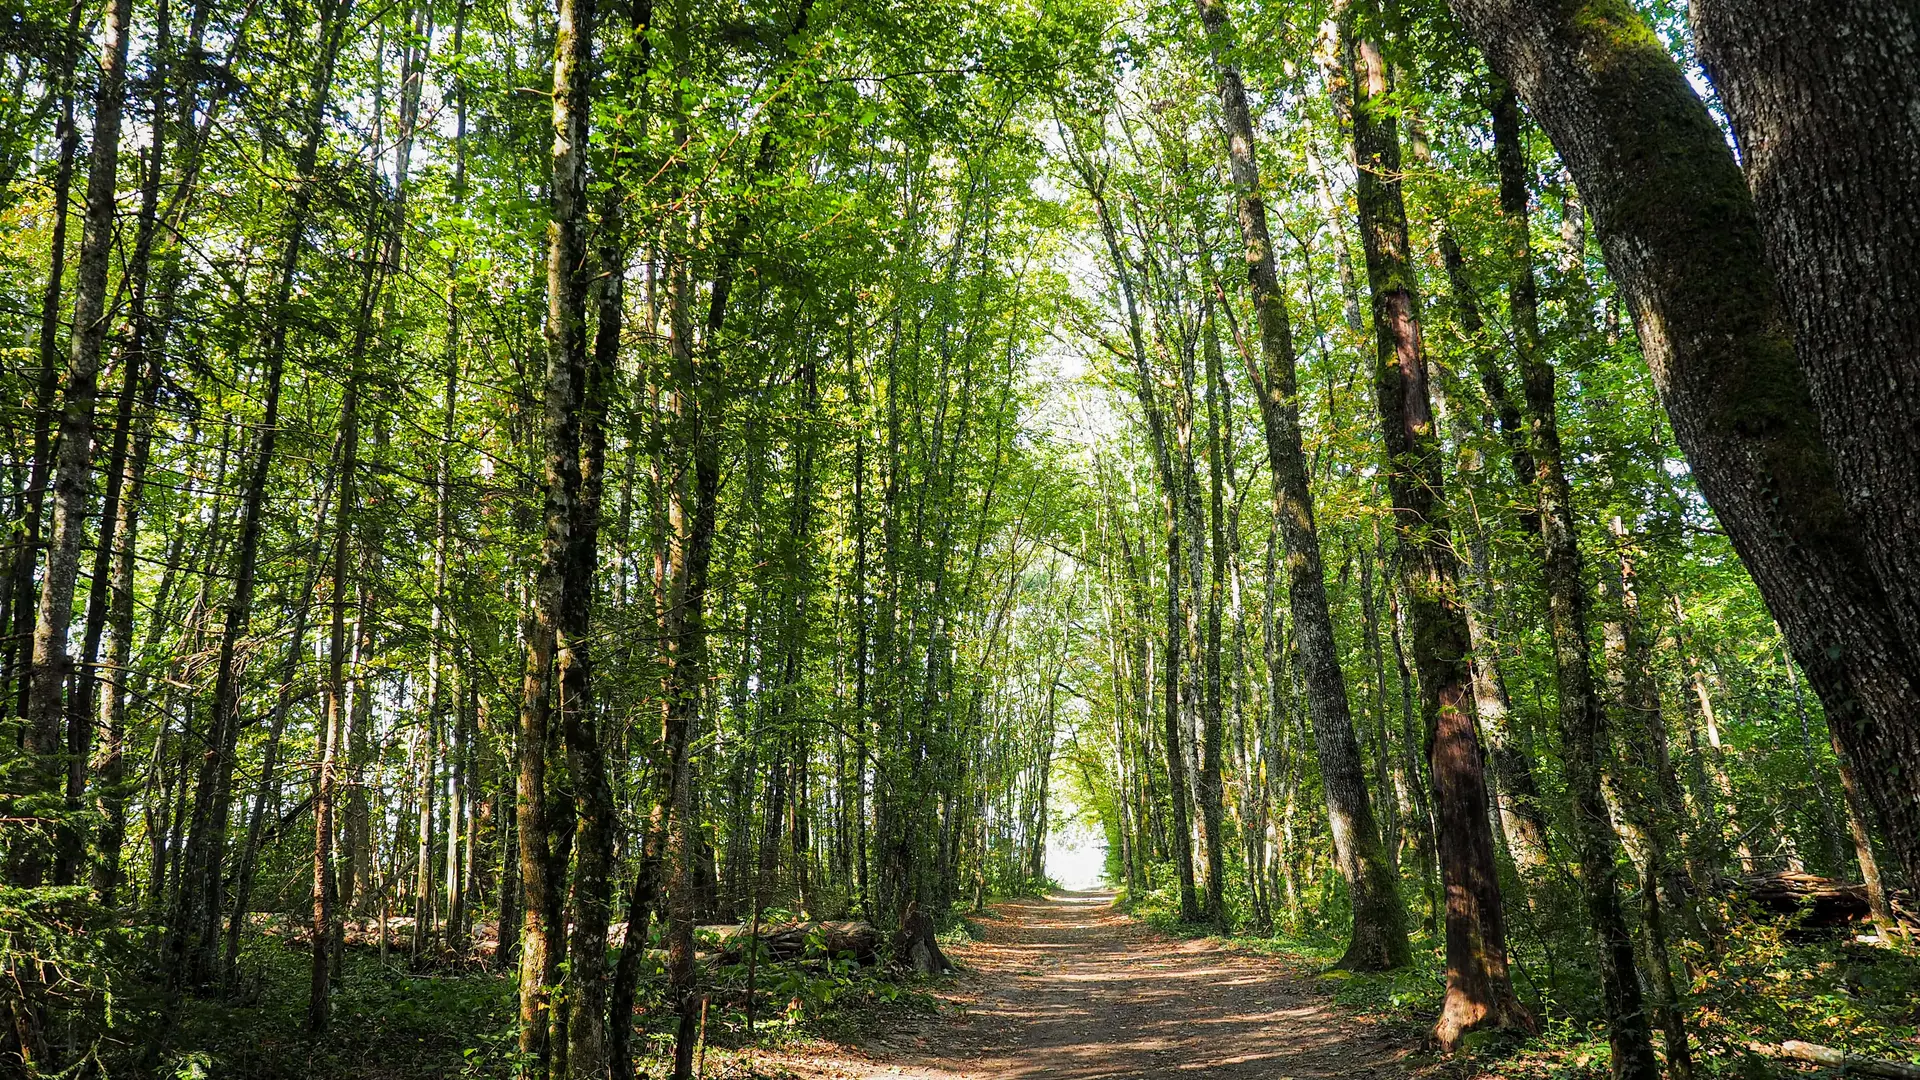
[1447,0,1920,893]
[1692,0,1920,687]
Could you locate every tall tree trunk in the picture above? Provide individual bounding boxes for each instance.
[517,0,608,1065]
[1358,539,1400,866]
[1494,81,1658,1079]
[1444,0,1920,894]
[1461,530,1549,873]
[22,0,134,888]
[7,0,84,726]
[92,0,183,909]
[440,0,474,956]
[168,0,355,987]
[1199,308,1228,927]
[1434,227,1552,873]
[1196,0,1410,967]
[1339,0,1530,1048]
[311,370,360,1035]
[1387,576,1439,927]
[660,238,720,1080]
[1691,2,1920,671]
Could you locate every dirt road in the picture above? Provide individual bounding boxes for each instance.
[772,891,1415,1079]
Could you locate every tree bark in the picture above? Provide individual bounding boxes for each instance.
[7,0,84,728]
[91,0,187,909]
[1199,315,1228,928]
[22,0,134,888]
[557,17,616,1052]
[1690,2,1920,674]
[1494,80,1658,1079]
[660,236,720,1079]
[1339,0,1530,1047]
[311,376,358,1034]
[516,0,607,1063]
[1443,0,1920,894]
[1195,0,1409,967]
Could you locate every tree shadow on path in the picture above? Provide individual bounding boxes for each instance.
[778,890,1416,1079]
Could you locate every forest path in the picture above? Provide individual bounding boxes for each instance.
[769,891,1414,1079]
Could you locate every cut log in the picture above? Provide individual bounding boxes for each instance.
[1752,1039,1920,1078]
[709,920,882,965]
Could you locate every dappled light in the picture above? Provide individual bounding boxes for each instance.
[4,0,1918,1073]
[784,896,1410,1080]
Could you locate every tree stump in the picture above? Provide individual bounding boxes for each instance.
[890,903,953,974]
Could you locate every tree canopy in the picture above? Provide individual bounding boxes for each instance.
[3,0,1917,1075]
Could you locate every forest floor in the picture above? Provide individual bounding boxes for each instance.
[757,891,1415,1079]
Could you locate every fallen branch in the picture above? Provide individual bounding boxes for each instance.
[1738,871,1920,929]
[708,921,883,965]
[1751,1039,1920,1078]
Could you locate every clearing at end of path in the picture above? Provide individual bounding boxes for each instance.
[764,891,1417,1079]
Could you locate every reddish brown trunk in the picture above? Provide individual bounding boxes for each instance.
[1339,1,1531,1048]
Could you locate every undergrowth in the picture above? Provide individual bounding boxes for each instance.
[1121,882,1920,1078]
[110,918,955,1080]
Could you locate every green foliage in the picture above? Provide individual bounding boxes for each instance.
[0,0,1907,1073]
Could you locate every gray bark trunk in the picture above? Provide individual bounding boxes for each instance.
[1195,0,1409,968]
[1339,0,1529,1047]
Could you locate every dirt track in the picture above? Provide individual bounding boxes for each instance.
[770,891,1415,1079]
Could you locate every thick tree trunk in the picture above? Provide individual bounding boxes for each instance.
[517,0,608,1065]
[1690,3,1920,674]
[1196,0,1409,968]
[1444,0,1920,894]
[1339,1,1530,1048]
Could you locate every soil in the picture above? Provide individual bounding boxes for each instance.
[763,891,1416,1079]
